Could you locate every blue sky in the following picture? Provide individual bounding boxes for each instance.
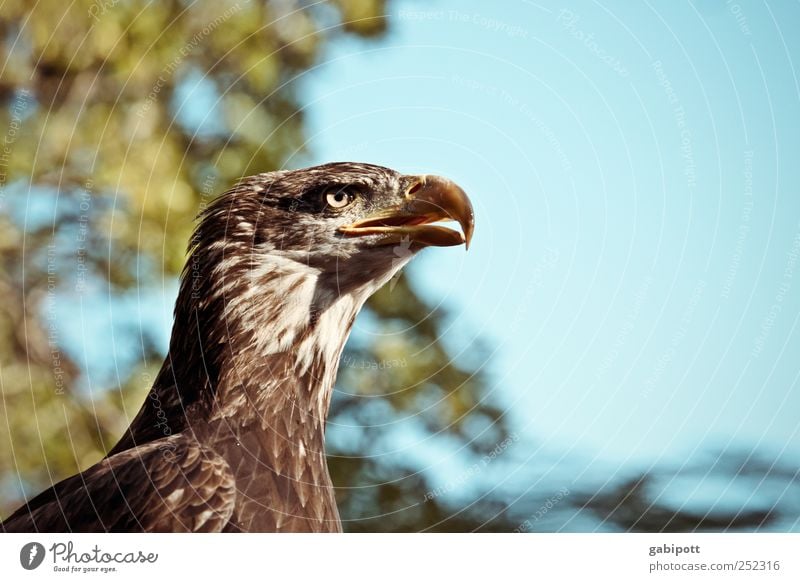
[40,0,800,527]
[295,0,800,474]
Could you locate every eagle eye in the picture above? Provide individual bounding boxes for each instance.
[324,188,356,210]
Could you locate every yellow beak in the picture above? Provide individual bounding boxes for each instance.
[338,175,474,249]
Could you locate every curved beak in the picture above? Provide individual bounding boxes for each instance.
[338,175,475,249]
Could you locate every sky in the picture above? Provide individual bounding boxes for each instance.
[40,0,800,528]
[294,0,800,475]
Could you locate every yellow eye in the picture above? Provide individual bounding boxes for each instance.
[325,190,354,209]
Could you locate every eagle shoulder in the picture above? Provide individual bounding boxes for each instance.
[2,434,236,532]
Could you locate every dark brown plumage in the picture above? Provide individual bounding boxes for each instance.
[2,162,473,532]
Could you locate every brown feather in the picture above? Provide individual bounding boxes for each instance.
[3,163,421,533]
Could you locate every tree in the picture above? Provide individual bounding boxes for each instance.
[0,0,518,531]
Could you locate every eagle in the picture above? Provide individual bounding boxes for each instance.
[2,162,474,532]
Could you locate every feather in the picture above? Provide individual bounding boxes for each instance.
[2,162,472,533]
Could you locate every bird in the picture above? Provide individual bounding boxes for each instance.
[2,162,474,532]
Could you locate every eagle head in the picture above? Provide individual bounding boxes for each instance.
[180,161,474,365]
[194,162,474,287]
[0,163,473,535]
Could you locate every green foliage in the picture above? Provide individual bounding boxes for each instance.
[0,0,517,530]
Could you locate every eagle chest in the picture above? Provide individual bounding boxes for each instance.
[215,424,340,532]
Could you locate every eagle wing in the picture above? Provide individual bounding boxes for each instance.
[2,434,236,532]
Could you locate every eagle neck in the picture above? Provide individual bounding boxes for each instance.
[198,254,380,441]
[194,259,374,531]
[113,245,400,489]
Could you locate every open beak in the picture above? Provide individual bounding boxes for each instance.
[338,175,475,249]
